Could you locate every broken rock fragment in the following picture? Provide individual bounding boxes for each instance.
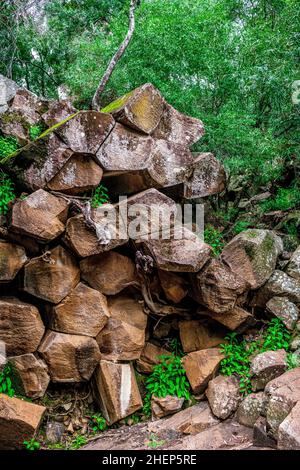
[0,241,27,281]
[151,395,184,420]
[8,353,50,399]
[182,348,224,394]
[266,296,299,330]
[183,153,226,199]
[179,320,225,353]
[206,375,240,420]
[251,270,300,308]
[136,342,170,374]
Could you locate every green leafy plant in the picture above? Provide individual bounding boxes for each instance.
[90,414,107,433]
[23,438,40,451]
[233,220,252,235]
[0,173,15,215]
[147,433,165,449]
[261,318,291,352]
[0,135,19,159]
[287,352,300,370]
[0,363,15,397]
[70,435,88,450]
[168,338,184,357]
[29,124,44,141]
[204,224,225,256]
[260,187,300,213]
[91,184,109,208]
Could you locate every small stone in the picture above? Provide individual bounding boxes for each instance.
[236,392,265,427]
[182,348,224,394]
[179,320,225,353]
[250,349,287,391]
[46,421,65,444]
[206,375,240,420]
[285,245,300,281]
[136,342,170,374]
[151,395,184,419]
[278,401,300,450]
[251,270,300,308]
[266,296,299,331]
[253,416,277,449]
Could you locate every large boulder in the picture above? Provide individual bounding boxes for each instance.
[96,295,147,361]
[10,189,69,242]
[266,296,299,331]
[183,153,226,199]
[206,375,240,420]
[0,241,27,282]
[0,74,19,114]
[182,348,224,394]
[221,229,283,290]
[179,320,225,353]
[285,246,300,281]
[250,349,287,391]
[8,353,50,399]
[278,401,300,450]
[46,282,110,337]
[198,306,256,333]
[24,245,80,304]
[236,392,266,428]
[0,298,45,356]
[92,360,143,425]
[0,394,46,449]
[41,99,77,127]
[251,270,300,308]
[38,331,100,383]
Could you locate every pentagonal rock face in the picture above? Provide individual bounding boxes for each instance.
[152,101,204,146]
[0,241,27,281]
[251,270,300,308]
[42,99,77,127]
[200,306,256,333]
[0,298,45,356]
[266,296,299,331]
[151,395,184,419]
[285,245,300,281]
[55,110,115,154]
[136,342,171,374]
[237,392,266,428]
[9,353,50,399]
[206,375,240,420]
[182,348,224,394]
[47,153,103,194]
[221,229,283,290]
[10,189,69,242]
[96,122,154,171]
[183,153,226,199]
[24,245,80,304]
[191,259,249,313]
[38,331,100,382]
[96,295,147,361]
[92,361,143,425]
[179,320,225,353]
[65,205,128,258]
[250,349,287,391]
[47,282,109,337]
[0,394,46,449]
[80,251,137,295]
[102,83,164,134]
[142,226,211,272]
[158,270,188,303]
[278,401,300,450]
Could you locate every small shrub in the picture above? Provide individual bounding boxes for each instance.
[29,124,44,141]
[168,338,184,357]
[260,187,300,212]
[23,438,40,451]
[204,224,225,256]
[70,435,88,450]
[0,173,15,215]
[0,135,19,159]
[90,414,107,433]
[287,352,300,370]
[146,433,165,449]
[91,184,109,208]
[233,220,252,235]
[0,363,15,397]
[261,318,291,352]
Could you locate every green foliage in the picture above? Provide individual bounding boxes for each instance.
[233,220,252,235]
[90,414,107,433]
[0,135,19,159]
[168,338,184,357]
[23,438,40,451]
[0,173,15,215]
[147,433,165,449]
[204,224,225,256]
[29,124,44,141]
[0,363,15,397]
[260,187,300,213]
[70,435,88,450]
[287,352,300,370]
[261,318,291,352]
[91,184,110,208]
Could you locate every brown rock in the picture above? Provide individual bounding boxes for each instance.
[182,348,224,394]
[80,251,137,295]
[285,245,300,281]
[46,282,109,337]
[191,258,249,313]
[55,110,115,154]
[136,342,170,374]
[151,395,184,419]
[199,306,256,333]
[96,295,147,361]
[266,296,299,331]
[38,330,100,382]
[251,270,300,308]
[250,349,287,391]
[253,416,277,449]
[8,353,50,399]
[47,153,103,194]
[237,392,266,428]
[10,189,69,242]
[158,270,188,303]
[179,320,225,353]
[206,375,240,420]
[0,394,46,449]
[278,401,300,450]
[42,100,77,127]
[102,83,164,134]
[0,298,45,356]
[221,229,283,290]
[92,360,143,425]
[24,245,80,304]
[0,241,27,281]
[183,153,226,199]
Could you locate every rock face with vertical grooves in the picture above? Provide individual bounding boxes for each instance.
[8,353,50,399]
[0,241,27,281]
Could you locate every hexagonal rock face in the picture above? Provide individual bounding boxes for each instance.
[0,241,27,281]
[0,298,45,356]
[9,353,50,399]
[152,101,204,146]
[278,401,300,450]
[47,282,110,337]
[182,348,224,394]
[136,342,171,374]
[102,83,164,135]
[141,226,211,273]
[206,375,240,420]
[179,320,225,353]
[285,246,300,281]
[65,205,128,258]
[251,270,300,308]
[55,110,115,154]
[221,229,283,290]
[38,331,100,383]
[250,349,287,392]
[47,153,103,195]
[92,361,143,425]
[236,392,266,428]
[24,245,80,304]
[183,153,226,199]
[264,368,300,436]
[80,251,137,295]
[0,394,46,449]
[266,296,299,331]
[41,99,77,127]
[96,295,147,361]
[151,395,184,420]
[191,259,249,314]
[10,189,69,242]
[200,306,256,333]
